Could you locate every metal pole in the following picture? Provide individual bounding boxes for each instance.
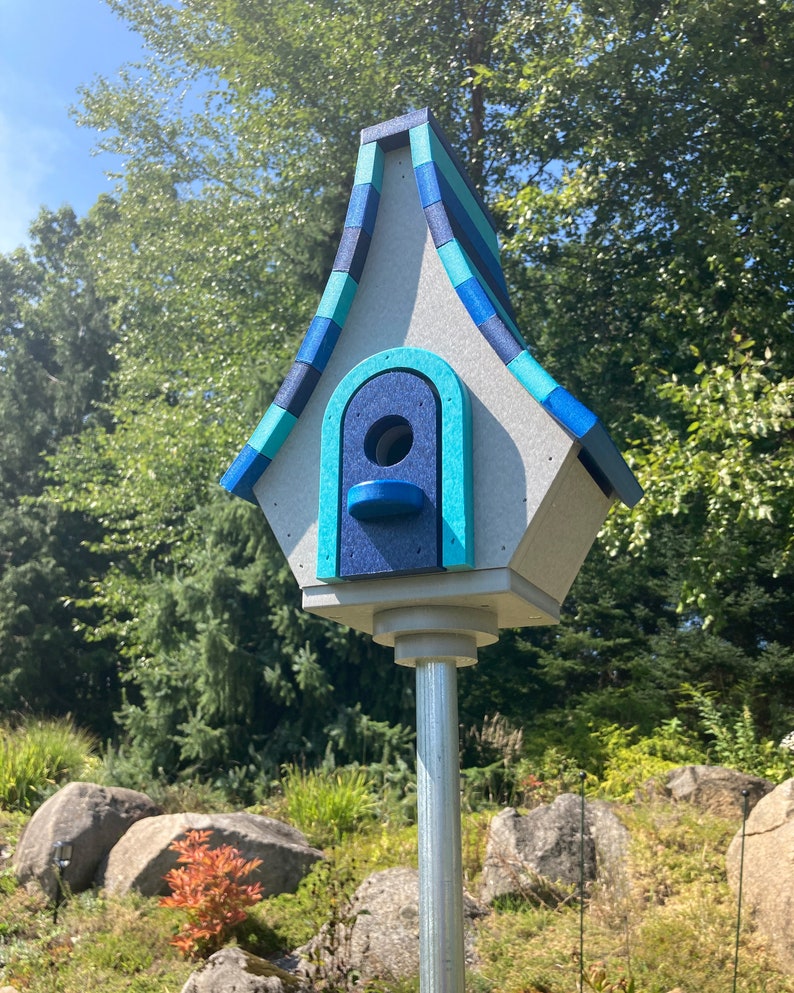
[377,606,493,993]
[416,657,465,993]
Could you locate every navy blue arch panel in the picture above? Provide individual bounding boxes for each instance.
[339,370,442,578]
[221,108,642,511]
[478,315,524,365]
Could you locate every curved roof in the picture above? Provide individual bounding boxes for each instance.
[221,108,642,509]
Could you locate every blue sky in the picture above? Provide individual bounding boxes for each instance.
[0,0,144,254]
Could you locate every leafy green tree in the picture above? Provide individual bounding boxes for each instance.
[477,0,794,743]
[490,0,794,586]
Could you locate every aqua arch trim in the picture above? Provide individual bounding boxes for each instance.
[220,109,642,510]
[316,347,474,581]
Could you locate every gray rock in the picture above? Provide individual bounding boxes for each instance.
[181,947,308,993]
[298,867,484,986]
[12,781,161,899]
[662,765,773,818]
[726,778,794,973]
[100,811,323,897]
[479,795,629,906]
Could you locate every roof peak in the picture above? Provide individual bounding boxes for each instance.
[221,111,642,510]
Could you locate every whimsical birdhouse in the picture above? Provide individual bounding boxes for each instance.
[221,109,641,664]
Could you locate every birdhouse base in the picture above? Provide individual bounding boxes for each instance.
[301,566,561,656]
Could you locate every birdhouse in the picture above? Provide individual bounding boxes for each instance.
[221,109,641,665]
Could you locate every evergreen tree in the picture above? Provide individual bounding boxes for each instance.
[0,208,119,733]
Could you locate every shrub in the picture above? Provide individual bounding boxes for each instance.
[0,718,96,811]
[687,687,794,781]
[595,719,706,802]
[160,829,263,959]
[281,764,378,848]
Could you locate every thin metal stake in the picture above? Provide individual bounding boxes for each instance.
[732,789,750,993]
[579,770,587,992]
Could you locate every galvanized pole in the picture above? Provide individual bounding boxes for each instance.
[377,606,493,993]
[416,657,465,993]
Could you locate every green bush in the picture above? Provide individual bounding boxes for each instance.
[594,719,706,802]
[280,764,378,848]
[0,718,96,811]
[687,687,794,781]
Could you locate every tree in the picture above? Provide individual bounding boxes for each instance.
[42,0,794,774]
[486,0,794,738]
[48,0,534,781]
[490,0,794,532]
[0,208,119,733]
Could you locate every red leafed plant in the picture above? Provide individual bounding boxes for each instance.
[160,828,264,958]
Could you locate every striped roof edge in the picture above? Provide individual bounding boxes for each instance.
[221,108,643,510]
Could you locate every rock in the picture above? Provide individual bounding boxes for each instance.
[298,867,484,986]
[12,781,161,900]
[479,795,629,906]
[100,811,323,897]
[726,778,794,972]
[662,765,774,818]
[587,798,632,898]
[180,947,308,993]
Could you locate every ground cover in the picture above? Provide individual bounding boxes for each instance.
[1,785,792,993]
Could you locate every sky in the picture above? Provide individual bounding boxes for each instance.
[0,0,145,254]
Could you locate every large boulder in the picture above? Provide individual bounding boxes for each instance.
[181,947,308,993]
[298,867,484,987]
[726,778,794,973]
[479,795,629,906]
[100,811,323,898]
[12,781,161,899]
[662,765,774,818]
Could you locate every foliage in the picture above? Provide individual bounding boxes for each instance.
[620,336,794,629]
[686,686,794,781]
[487,0,794,742]
[0,887,193,992]
[0,718,96,811]
[280,765,378,849]
[160,828,263,959]
[594,719,706,802]
[86,494,411,792]
[299,855,369,993]
[583,961,636,993]
[0,0,791,788]
[461,713,526,809]
[0,209,119,734]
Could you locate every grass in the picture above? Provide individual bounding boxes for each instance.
[0,718,97,812]
[276,764,380,848]
[2,790,794,992]
[0,886,195,992]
